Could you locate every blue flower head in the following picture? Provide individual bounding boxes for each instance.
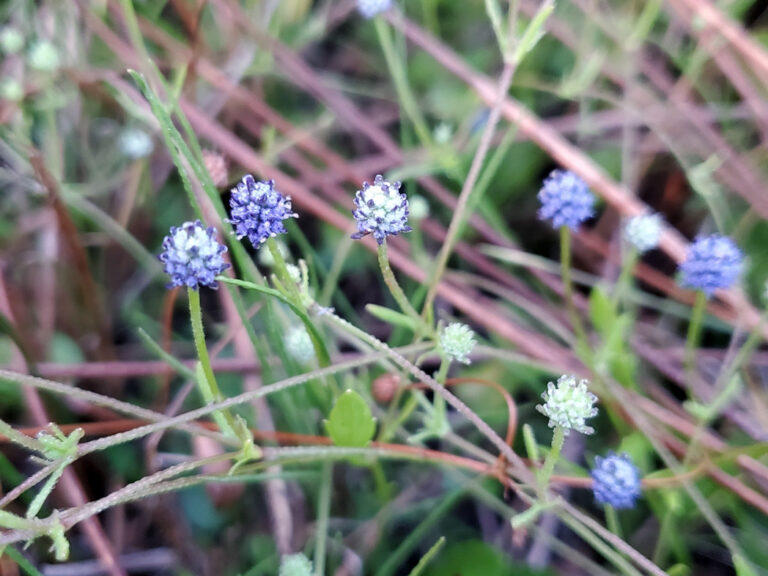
[357,0,392,19]
[591,452,642,509]
[229,175,297,248]
[679,234,743,297]
[159,220,229,290]
[538,169,596,230]
[352,175,411,245]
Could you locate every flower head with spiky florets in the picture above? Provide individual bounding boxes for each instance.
[228,175,297,248]
[279,553,313,576]
[285,325,315,365]
[357,0,392,19]
[623,212,663,253]
[351,175,411,245]
[159,220,229,290]
[591,452,642,509]
[537,169,596,230]
[440,323,476,365]
[536,374,598,435]
[679,234,743,297]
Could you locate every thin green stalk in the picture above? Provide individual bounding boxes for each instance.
[684,290,707,384]
[188,288,236,437]
[374,17,433,151]
[560,227,590,360]
[421,62,517,319]
[537,425,565,497]
[605,505,622,539]
[314,462,332,576]
[432,357,451,435]
[377,242,427,331]
[0,420,43,453]
[267,237,302,306]
[613,247,638,307]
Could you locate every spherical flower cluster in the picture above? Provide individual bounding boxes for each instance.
[679,234,743,297]
[357,0,392,19]
[229,175,297,248]
[440,323,476,365]
[285,325,315,364]
[536,374,598,435]
[623,212,663,253]
[537,169,596,230]
[279,553,313,576]
[119,127,154,159]
[591,452,642,509]
[159,221,229,290]
[351,175,411,245]
[28,41,60,72]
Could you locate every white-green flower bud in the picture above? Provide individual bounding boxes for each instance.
[623,213,663,253]
[0,27,24,54]
[440,322,476,365]
[284,325,314,364]
[28,41,60,72]
[119,127,154,159]
[408,195,430,221]
[279,553,313,576]
[536,374,598,435]
[0,78,23,101]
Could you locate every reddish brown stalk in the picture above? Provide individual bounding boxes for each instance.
[29,151,115,362]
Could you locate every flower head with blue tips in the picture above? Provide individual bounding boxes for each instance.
[537,169,596,230]
[351,175,411,245]
[228,175,297,248]
[159,220,229,290]
[357,0,392,19]
[679,234,743,297]
[591,452,642,509]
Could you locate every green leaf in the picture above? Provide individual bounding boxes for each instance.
[588,285,617,338]
[366,304,418,332]
[325,390,376,447]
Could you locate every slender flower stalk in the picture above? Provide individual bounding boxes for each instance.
[188,288,236,437]
[377,242,425,330]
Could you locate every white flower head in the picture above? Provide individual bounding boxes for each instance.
[623,212,663,253]
[536,374,598,435]
[284,325,315,364]
[440,323,476,365]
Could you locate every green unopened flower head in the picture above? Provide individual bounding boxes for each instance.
[536,374,598,435]
[0,27,24,54]
[285,325,315,364]
[279,553,313,576]
[440,322,476,365]
[28,41,60,72]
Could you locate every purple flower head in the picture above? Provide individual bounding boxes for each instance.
[228,175,298,248]
[159,220,229,290]
[351,175,411,245]
[679,234,743,297]
[537,169,596,230]
[591,452,642,509]
[357,0,392,19]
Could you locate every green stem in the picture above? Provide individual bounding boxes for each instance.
[538,426,566,497]
[605,505,622,539]
[432,357,451,435]
[314,462,332,576]
[267,237,302,306]
[613,247,638,307]
[684,290,707,385]
[374,17,434,151]
[377,242,428,332]
[560,227,590,361]
[188,288,236,437]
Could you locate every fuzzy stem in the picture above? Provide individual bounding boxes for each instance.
[613,247,638,307]
[188,288,236,437]
[538,426,566,497]
[377,242,428,332]
[266,237,302,306]
[605,505,622,539]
